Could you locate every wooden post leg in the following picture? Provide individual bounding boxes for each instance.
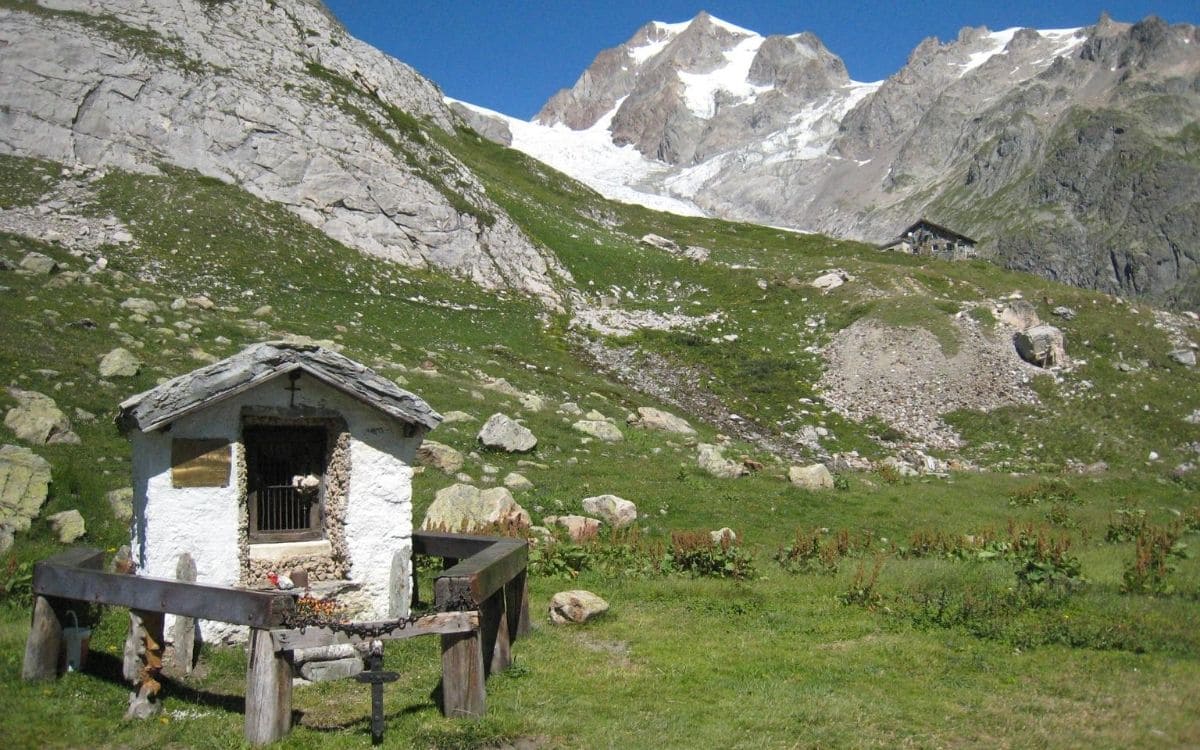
[245,628,293,746]
[440,630,485,719]
[480,590,511,675]
[22,595,64,681]
[505,570,532,639]
[125,610,165,719]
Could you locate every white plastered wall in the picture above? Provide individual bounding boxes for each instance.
[129,373,423,643]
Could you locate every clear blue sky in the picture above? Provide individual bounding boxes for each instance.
[322,1,1198,120]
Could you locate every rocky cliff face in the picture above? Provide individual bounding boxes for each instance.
[0,0,569,307]
[522,13,1200,307]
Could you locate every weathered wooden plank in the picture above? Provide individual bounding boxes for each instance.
[440,629,485,719]
[505,570,532,639]
[269,611,479,651]
[480,590,511,675]
[33,564,295,627]
[413,531,505,559]
[245,628,293,746]
[437,540,527,603]
[21,595,63,681]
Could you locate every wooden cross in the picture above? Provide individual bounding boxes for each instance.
[284,372,301,407]
[354,642,399,745]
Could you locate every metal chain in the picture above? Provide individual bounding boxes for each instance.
[282,591,477,638]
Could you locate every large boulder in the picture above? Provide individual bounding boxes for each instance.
[788,464,834,491]
[477,413,537,452]
[4,389,79,445]
[19,252,58,274]
[106,487,134,523]
[548,590,609,625]
[0,444,52,531]
[572,420,623,442]
[697,443,747,479]
[544,514,602,542]
[420,484,530,532]
[628,407,695,436]
[99,347,141,378]
[581,494,638,528]
[47,509,85,543]
[1000,300,1040,330]
[1015,325,1068,368]
[416,440,465,474]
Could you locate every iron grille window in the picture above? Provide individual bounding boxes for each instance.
[244,426,327,543]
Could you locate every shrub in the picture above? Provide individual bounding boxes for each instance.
[1106,507,1148,542]
[670,530,756,580]
[0,557,33,608]
[1008,522,1085,597]
[1121,526,1187,595]
[1008,479,1079,507]
[774,527,856,574]
[838,555,885,608]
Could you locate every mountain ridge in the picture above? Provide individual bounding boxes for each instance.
[487,11,1200,307]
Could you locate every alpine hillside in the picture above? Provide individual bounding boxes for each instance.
[468,11,1200,308]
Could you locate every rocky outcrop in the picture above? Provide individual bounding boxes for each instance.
[0,0,569,307]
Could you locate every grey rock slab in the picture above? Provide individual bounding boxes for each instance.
[19,252,58,274]
[503,472,534,492]
[0,444,52,531]
[48,509,85,543]
[299,657,364,683]
[581,494,637,528]
[99,347,141,378]
[416,440,465,474]
[696,443,747,479]
[788,464,834,491]
[543,514,601,542]
[420,483,530,532]
[477,413,537,453]
[572,420,623,442]
[1014,325,1068,368]
[4,388,74,446]
[107,487,134,523]
[548,590,609,625]
[628,406,695,435]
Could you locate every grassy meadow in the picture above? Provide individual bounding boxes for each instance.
[0,103,1198,750]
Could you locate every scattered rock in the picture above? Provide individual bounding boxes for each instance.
[477,413,537,453]
[558,402,583,416]
[47,509,85,543]
[1053,306,1077,321]
[572,420,623,442]
[99,347,141,378]
[811,269,851,292]
[519,393,546,411]
[107,487,134,523]
[881,456,920,477]
[441,411,476,423]
[1000,299,1040,330]
[549,590,609,625]
[696,443,747,478]
[581,494,637,528]
[416,440,465,474]
[420,484,530,532]
[252,305,273,318]
[710,527,737,544]
[120,297,159,315]
[20,252,58,274]
[1014,325,1068,368]
[788,464,834,490]
[1169,349,1196,367]
[544,514,601,541]
[4,388,79,445]
[628,407,695,436]
[503,472,534,492]
[0,444,52,531]
[639,233,679,252]
[299,656,363,682]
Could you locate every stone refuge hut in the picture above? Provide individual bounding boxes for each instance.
[880,219,978,261]
[116,341,441,643]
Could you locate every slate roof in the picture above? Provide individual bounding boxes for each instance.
[117,341,442,434]
[881,218,978,248]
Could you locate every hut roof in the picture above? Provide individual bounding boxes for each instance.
[883,218,977,248]
[117,341,441,434]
